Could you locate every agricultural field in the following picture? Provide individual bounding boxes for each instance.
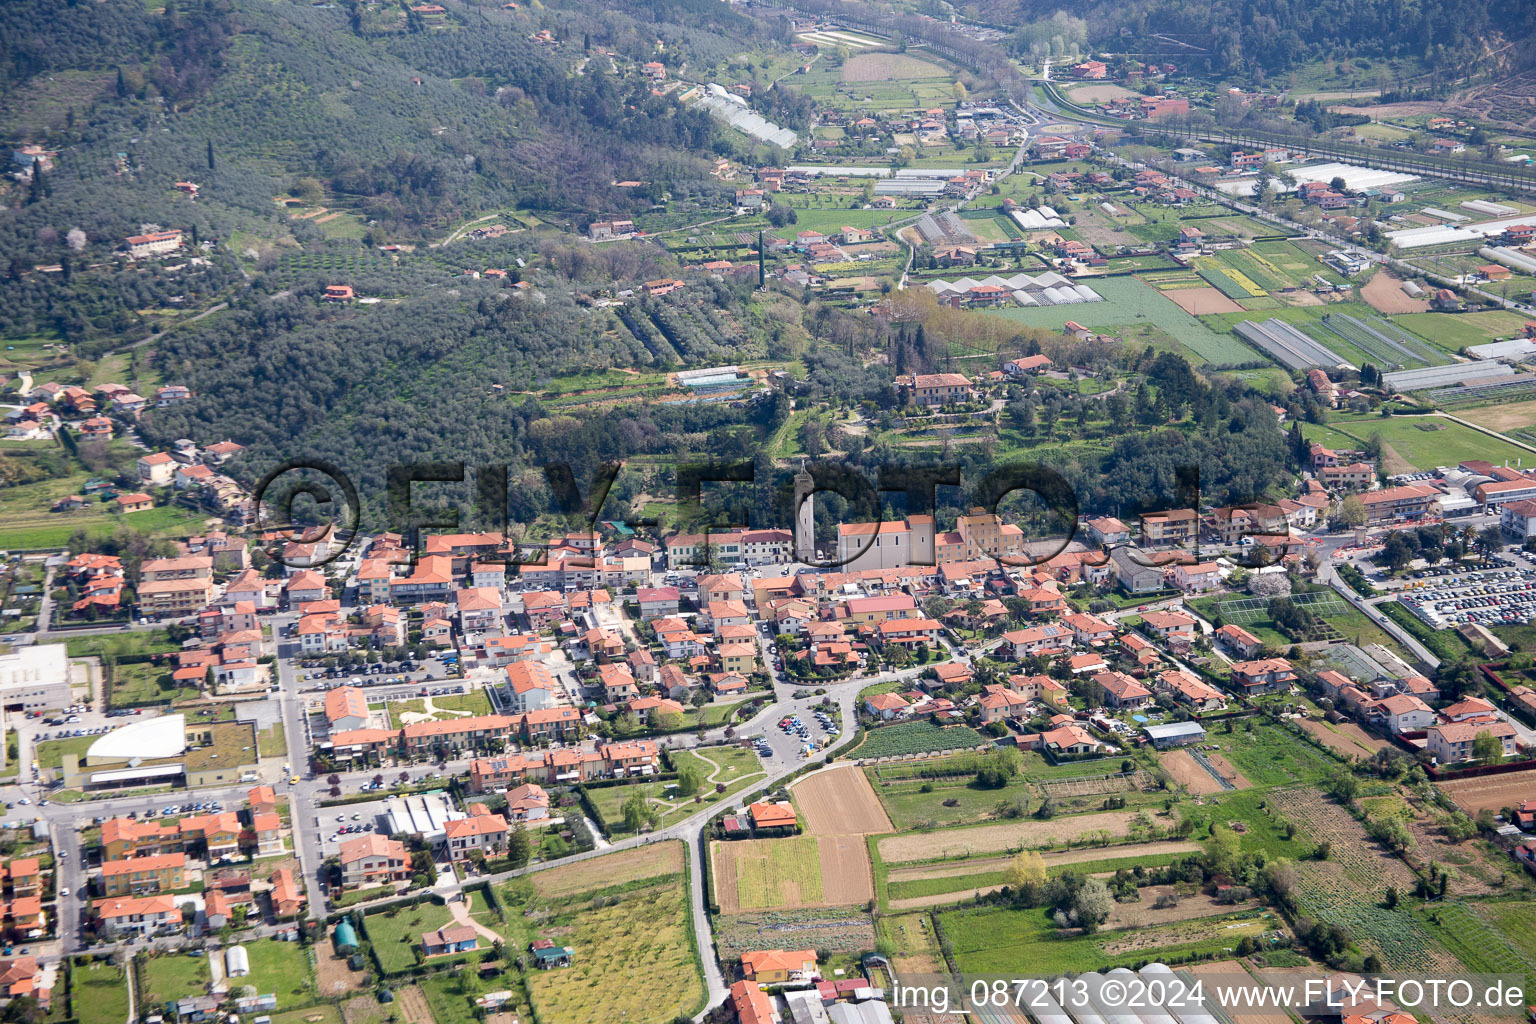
[715,906,876,963]
[1436,772,1536,814]
[988,275,1260,366]
[939,903,1282,975]
[880,842,1198,910]
[499,840,703,1024]
[1296,717,1388,758]
[1394,310,1533,352]
[876,808,1146,864]
[713,836,827,911]
[1269,786,1471,975]
[785,53,958,114]
[855,721,987,758]
[795,763,893,835]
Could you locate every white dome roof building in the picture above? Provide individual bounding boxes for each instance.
[86,713,186,765]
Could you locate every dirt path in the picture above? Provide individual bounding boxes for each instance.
[447,891,504,944]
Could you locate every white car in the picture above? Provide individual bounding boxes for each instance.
[58,888,68,897]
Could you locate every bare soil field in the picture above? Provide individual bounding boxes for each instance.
[531,840,683,898]
[1459,399,1536,433]
[1331,101,1446,117]
[842,53,947,82]
[1193,961,1294,1024]
[1436,772,1536,814]
[877,809,1137,863]
[1206,751,1252,789]
[1278,289,1324,307]
[393,986,437,1024]
[1299,717,1387,757]
[341,996,391,1024]
[795,763,892,835]
[818,834,875,904]
[1103,885,1259,928]
[1362,271,1431,314]
[1163,286,1246,315]
[1161,749,1226,793]
[316,946,369,997]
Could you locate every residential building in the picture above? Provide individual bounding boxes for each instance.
[339,834,410,889]
[325,686,370,733]
[1140,509,1198,547]
[1230,658,1296,695]
[895,372,973,407]
[93,894,179,937]
[1425,721,1517,764]
[741,949,818,984]
[99,853,186,896]
[443,807,509,861]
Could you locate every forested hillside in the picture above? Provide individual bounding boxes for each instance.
[0,0,777,343]
[988,0,1536,80]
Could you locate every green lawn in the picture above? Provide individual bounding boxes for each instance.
[65,631,180,659]
[1394,311,1533,353]
[1303,413,1534,472]
[258,723,287,759]
[868,767,1036,830]
[364,900,487,973]
[588,745,764,836]
[386,689,494,724]
[1177,788,1315,860]
[35,735,94,770]
[419,969,534,1024]
[73,962,132,1024]
[985,276,1258,366]
[137,952,210,1004]
[240,939,315,1003]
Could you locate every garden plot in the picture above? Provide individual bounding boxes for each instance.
[715,907,875,962]
[1267,786,1478,979]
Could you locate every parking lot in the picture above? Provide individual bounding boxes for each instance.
[747,704,840,764]
[310,796,395,856]
[1398,566,1536,628]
